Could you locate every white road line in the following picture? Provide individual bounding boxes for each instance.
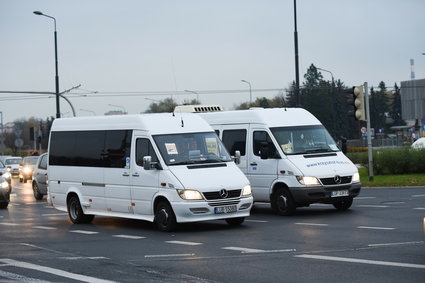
[295,254,425,269]
[412,194,425,197]
[42,213,68,216]
[32,226,57,230]
[60,256,109,260]
[355,197,377,200]
[113,234,146,240]
[10,193,17,197]
[0,258,116,283]
[0,222,19,226]
[145,253,195,258]
[165,240,203,246]
[357,226,395,230]
[245,219,269,223]
[295,222,329,227]
[70,230,99,235]
[0,269,52,283]
[222,247,265,253]
[368,241,424,247]
[357,205,389,208]
[413,207,425,210]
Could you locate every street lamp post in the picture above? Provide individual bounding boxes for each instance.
[317,67,334,83]
[241,80,252,105]
[184,90,199,102]
[33,11,61,119]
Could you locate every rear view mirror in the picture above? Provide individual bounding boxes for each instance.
[143,156,152,170]
[234,150,241,165]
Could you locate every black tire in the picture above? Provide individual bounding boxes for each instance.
[33,183,43,200]
[225,217,245,226]
[155,201,177,232]
[271,188,296,216]
[333,198,353,211]
[19,178,23,183]
[67,195,95,224]
[0,202,8,209]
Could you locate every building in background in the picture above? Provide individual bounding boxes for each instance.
[400,78,425,139]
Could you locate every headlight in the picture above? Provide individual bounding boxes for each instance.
[177,189,204,200]
[6,167,11,172]
[352,172,360,183]
[0,181,9,189]
[242,185,252,196]
[2,172,11,180]
[23,166,32,174]
[297,176,320,186]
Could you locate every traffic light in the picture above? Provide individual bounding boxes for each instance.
[345,85,366,121]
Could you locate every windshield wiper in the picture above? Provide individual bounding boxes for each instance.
[305,148,336,153]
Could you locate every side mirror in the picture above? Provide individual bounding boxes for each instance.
[234,150,241,165]
[143,156,152,170]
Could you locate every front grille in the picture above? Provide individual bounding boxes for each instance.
[208,200,240,207]
[203,189,241,200]
[320,176,352,185]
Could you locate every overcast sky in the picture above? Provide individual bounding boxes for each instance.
[1,0,424,123]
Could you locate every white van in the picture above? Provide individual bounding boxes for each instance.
[197,107,361,215]
[48,113,252,231]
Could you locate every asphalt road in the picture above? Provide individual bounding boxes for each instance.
[1,179,424,282]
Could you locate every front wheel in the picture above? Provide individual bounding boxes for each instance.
[271,188,296,216]
[333,198,353,211]
[225,217,245,226]
[67,196,94,224]
[155,201,177,232]
[33,183,43,200]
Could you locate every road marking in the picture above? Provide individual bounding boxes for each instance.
[413,207,425,210]
[356,205,389,208]
[412,194,425,197]
[10,193,17,197]
[0,222,19,226]
[245,219,269,223]
[166,240,203,246]
[145,253,195,258]
[113,234,146,240]
[222,247,265,253]
[295,254,425,269]
[42,213,68,216]
[60,256,109,260]
[368,241,424,247]
[355,197,376,200]
[357,226,395,230]
[295,222,329,227]
[0,269,52,283]
[0,258,116,283]
[32,226,57,230]
[70,230,99,235]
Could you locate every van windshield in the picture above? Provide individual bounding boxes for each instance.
[153,132,232,166]
[270,125,339,155]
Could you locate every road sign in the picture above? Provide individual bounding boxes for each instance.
[14,138,23,148]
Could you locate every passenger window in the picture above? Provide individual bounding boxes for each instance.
[136,138,158,167]
[222,129,246,156]
[253,131,278,158]
[104,130,132,168]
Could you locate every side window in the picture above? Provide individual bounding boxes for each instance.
[222,129,246,156]
[104,130,132,168]
[253,131,278,158]
[136,138,158,167]
[74,131,105,167]
[39,155,48,170]
[49,131,77,166]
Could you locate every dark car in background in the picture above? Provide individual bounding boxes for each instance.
[19,156,39,183]
[0,176,11,209]
[32,153,48,200]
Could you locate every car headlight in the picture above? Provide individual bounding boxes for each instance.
[296,176,320,186]
[0,181,9,189]
[352,172,360,183]
[2,172,11,180]
[177,189,204,200]
[242,185,252,196]
[23,166,32,174]
[6,167,11,172]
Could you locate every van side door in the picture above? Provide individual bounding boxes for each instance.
[221,126,248,174]
[247,128,280,202]
[130,136,160,215]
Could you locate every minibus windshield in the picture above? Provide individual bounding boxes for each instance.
[153,132,232,165]
[271,125,339,155]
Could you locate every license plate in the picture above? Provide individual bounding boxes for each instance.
[330,190,349,197]
[214,205,237,214]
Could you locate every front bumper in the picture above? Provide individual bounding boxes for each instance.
[290,182,361,206]
[171,196,253,223]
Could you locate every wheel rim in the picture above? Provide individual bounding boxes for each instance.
[277,195,288,212]
[70,201,79,220]
[157,208,169,227]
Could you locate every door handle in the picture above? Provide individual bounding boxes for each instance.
[250,162,258,166]
[122,172,130,177]
[132,173,140,177]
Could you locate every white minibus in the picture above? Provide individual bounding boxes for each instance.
[48,113,252,231]
[195,107,361,215]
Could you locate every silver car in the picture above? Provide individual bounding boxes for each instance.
[0,160,12,189]
[0,176,10,209]
[32,153,48,200]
